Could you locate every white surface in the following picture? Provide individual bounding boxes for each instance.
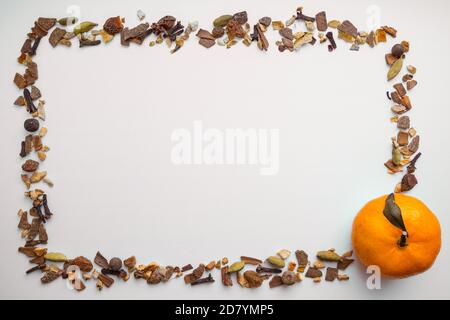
[0,0,449,300]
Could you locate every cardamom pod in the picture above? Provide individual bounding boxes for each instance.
[228,261,245,273]
[392,147,402,166]
[267,256,285,268]
[316,250,342,262]
[44,252,68,262]
[74,22,98,35]
[388,58,403,81]
[58,17,78,26]
[213,15,233,28]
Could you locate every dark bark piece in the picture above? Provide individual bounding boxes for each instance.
[390,91,403,105]
[366,31,375,47]
[29,37,42,56]
[233,11,248,25]
[315,11,328,32]
[408,135,420,154]
[337,258,354,271]
[305,267,322,278]
[401,173,418,192]
[279,28,293,40]
[394,83,406,97]
[22,160,39,172]
[120,28,130,46]
[296,8,315,22]
[98,273,114,287]
[295,250,309,267]
[32,22,48,37]
[338,20,358,38]
[397,131,409,146]
[240,256,262,265]
[407,80,417,91]
[212,27,225,38]
[199,38,215,48]
[14,73,27,89]
[221,266,233,286]
[21,39,32,54]
[325,267,338,281]
[49,28,66,47]
[26,62,38,80]
[41,271,62,284]
[244,271,263,288]
[256,25,269,51]
[94,251,110,269]
[38,223,48,242]
[19,246,36,257]
[18,211,31,230]
[259,17,271,27]
[14,96,26,107]
[326,32,337,49]
[196,28,215,40]
[191,274,215,286]
[181,264,193,272]
[123,23,149,41]
[30,86,41,100]
[37,17,57,31]
[397,116,410,130]
[269,275,283,288]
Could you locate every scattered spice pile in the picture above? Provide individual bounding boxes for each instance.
[12,7,420,291]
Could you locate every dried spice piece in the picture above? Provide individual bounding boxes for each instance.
[199,38,215,48]
[382,26,397,38]
[98,273,114,287]
[277,249,291,260]
[240,256,262,265]
[49,28,66,47]
[391,44,405,59]
[22,160,39,172]
[14,73,27,89]
[31,171,47,184]
[124,256,136,271]
[74,22,98,35]
[316,250,342,262]
[407,65,416,74]
[375,28,387,43]
[256,266,282,274]
[408,135,420,154]
[281,271,297,285]
[388,58,403,81]
[58,17,78,26]
[109,257,122,271]
[337,258,354,271]
[407,80,417,91]
[18,211,31,230]
[79,39,101,47]
[44,252,68,262]
[256,25,269,51]
[228,261,245,273]
[267,256,285,268]
[259,17,271,27]
[37,17,57,31]
[191,274,215,286]
[325,267,339,281]
[213,15,233,28]
[295,250,308,272]
[70,256,93,272]
[103,16,124,36]
[385,54,397,66]
[305,267,322,279]
[391,105,407,114]
[394,83,406,97]
[38,223,48,242]
[392,146,402,166]
[94,251,110,269]
[397,131,409,146]
[184,264,205,284]
[338,20,357,38]
[403,74,414,82]
[233,11,248,25]
[212,27,225,38]
[401,173,418,192]
[41,270,62,284]
[326,31,337,50]
[315,11,327,32]
[269,275,283,288]
[181,264,193,272]
[272,21,284,30]
[397,116,410,130]
[221,266,233,286]
[24,119,39,132]
[243,270,263,288]
[296,7,315,22]
[279,28,293,40]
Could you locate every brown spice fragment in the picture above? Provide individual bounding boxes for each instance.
[103,16,124,35]
[295,250,309,272]
[181,264,193,272]
[385,54,397,66]
[18,211,31,230]
[407,80,417,91]
[37,17,57,31]
[124,256,136,271]
[41,270,62,284]
[382,26,397,37]
[397,116,410,130]
[19,246,36,257]
[21,39,32,54]
[269,275,283,288]
[397,131,409,146]
[337,258,354,271]
[315,11,327,32]
[408,135,420,154]
[366,31,375,47]
[196,28,215,40]
[256,25,269,51]
[49,28,66,47]
[221,266,233,286]
[259,17,272,27]
[14,73,27,89]
[94,251,109,269]
[325,267,339,281]
[123,23,149,41]
[191,274,215,286]
[305,267,322,279]
[394,83,406,97]
[38,223,48,242]
[241,256,262,265]
[71,256,93,272]
[212,27,224,38]
[401,173,418,192]
[22,160,39,172]
[279,27,293,40]
[98,273,114,287]
[338,20,357,38]
[184,264,205,284]
[243,270,263,288]
[199,38,215,48]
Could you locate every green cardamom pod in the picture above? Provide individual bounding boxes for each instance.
[213,15,233,28]
[316,250,342,262]
[58,17,78,26]
[74,22,98,35]
[44,252,68,262]
[267,256,285,268]
[392,147,402,165]
[388,58,403,81]
[228,261,245,273]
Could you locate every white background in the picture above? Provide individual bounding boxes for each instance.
[1,0,449,300]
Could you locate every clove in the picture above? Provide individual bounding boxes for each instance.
[191,273,215,286]
[407,152,421,174]
[29,37,42,56]
[26,264,46,274]
[296,8,315,22]
[42,194,52,217]
[24,88,37,114]
[326,32,337,51]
